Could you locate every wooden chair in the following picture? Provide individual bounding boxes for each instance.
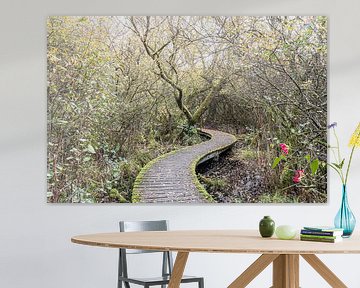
[118,220,204,288]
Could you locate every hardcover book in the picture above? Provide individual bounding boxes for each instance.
[300,236,343,243]
[301,229,343,237]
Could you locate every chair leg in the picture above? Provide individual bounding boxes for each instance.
[199,278,204,288]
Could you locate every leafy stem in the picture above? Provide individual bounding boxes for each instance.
[327,163,345,184]
[331,127,345,183]
[333,128,342,164]
[345,145,356,185]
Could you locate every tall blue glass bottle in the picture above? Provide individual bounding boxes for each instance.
[334,185,356,237]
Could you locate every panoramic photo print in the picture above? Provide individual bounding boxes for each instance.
[47,16,327,203]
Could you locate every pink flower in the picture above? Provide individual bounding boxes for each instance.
[293,170,305,183]
[279,143,289,155]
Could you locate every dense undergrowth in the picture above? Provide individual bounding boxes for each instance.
[48,125,203,203]
[198,132,327,203]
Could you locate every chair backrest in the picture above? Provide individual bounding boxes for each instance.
[119,220,169,254]
[118,220,173,282]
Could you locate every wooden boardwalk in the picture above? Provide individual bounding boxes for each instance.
[132,129,237,203]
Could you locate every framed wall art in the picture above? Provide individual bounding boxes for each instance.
[47,16,327,203]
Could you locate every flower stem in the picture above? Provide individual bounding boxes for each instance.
[332,127,345,184]
[345,145,356,185]
[333,128,342,163]
[328,163,345,183]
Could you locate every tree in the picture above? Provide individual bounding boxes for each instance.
[129,16,231,126]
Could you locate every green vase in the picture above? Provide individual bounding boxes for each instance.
[259,216,275,237]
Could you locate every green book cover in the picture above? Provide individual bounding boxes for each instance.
[300,234,339,240]
[300,236,342,243]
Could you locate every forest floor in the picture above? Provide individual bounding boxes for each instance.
[197,141,269,203]
[197,139,327,203]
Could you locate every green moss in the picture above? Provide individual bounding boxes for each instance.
[239,149,257,160]
[189,132,237,203]
[131,190,141,203]
[199,175,227,190]
[258,192,299,203]
[190,155,215,202]
[109,188,127,203]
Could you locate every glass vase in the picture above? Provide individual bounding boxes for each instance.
[334,185,356,237]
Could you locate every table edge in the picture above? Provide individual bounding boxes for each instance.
[71,236,360,255]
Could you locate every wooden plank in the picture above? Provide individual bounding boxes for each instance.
[228,254,279,288]
[272,255,299,288]
[301,254,347,288]
[168,252,189,288]
[71,230,360,254]
[273,254,286,287]
[287,254,299,288]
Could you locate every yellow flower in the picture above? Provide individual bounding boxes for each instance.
[349,122,360,148]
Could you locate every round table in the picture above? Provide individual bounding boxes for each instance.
[72,230,360,288]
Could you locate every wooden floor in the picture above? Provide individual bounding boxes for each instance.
[133,128,237,203]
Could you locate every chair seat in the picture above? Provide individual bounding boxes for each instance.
[119,274,203,285]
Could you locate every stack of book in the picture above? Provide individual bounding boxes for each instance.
[300,226,344,243]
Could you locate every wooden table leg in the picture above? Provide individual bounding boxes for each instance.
[301,254,347,288]
[228,254,279,288]
[168,252,189,288]
[272,254,299,288]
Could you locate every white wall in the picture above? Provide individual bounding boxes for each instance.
[1,0,360,287]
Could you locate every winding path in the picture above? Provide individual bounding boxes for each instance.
[132,129,237,203]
